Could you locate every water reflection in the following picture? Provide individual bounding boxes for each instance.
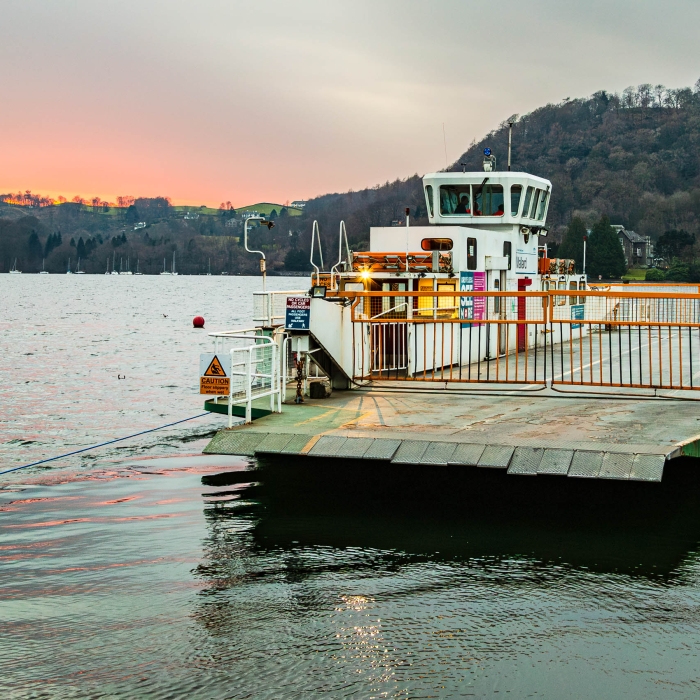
[201,457,700,578]
[190,459,700,698]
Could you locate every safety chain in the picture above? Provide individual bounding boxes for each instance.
[294,354,305,404]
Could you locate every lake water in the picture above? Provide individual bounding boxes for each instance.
[2,275,700,699]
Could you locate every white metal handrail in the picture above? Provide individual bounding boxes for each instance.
[310,220,324,286]
[228,334,279,425]
[207,329,282,425]
[252,290,307,326]
[330,220,351,291]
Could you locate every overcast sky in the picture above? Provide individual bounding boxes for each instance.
[1,0,698,206]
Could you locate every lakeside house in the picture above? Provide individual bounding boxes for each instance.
[612,225,654,267]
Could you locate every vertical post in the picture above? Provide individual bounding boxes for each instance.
[281,336,287,407]
[583,235,587,275]
[244,216,268,292]
[245,348,252,424]
[270,343,276,413]
[507,122,513,172]
[405,207,410,272]
[228,348,234,428]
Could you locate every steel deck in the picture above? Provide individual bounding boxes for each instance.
[203,384,700,482]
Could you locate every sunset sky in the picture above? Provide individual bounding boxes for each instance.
[1,0,698,207]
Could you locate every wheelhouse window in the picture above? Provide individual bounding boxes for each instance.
[421,238,453,251]
[536,190,549,220]
[467,237,477,270]
[569,281,577,304]
[521,187,534,218]
[503,241,512,270]
[473,184,504,216]
[440,185,471,215]
[425,185,434,217]
[528,189,541,219]
[510,185,522,216]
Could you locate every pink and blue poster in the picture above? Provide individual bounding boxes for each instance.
[459,271,486,327]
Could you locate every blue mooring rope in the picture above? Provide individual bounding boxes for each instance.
[0,413,211,477]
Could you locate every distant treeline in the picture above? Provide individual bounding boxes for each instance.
[3,80,700,275]
[0,198,301,274]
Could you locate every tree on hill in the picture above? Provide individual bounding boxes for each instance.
[587,215,627,279]
[655,230,696,263]
[134,197,171,222]
[125,204,140,224]
[558,217,587,272]
[27,231,43,261]
[284,247,311,271]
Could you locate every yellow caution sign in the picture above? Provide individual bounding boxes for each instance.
[199,353,231,395]
[204,356,227,377]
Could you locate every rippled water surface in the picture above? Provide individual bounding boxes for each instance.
[3,276,700,699]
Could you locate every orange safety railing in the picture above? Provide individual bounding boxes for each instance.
[335,289,700,391]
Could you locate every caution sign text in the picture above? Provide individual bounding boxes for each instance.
[199,353,231,395]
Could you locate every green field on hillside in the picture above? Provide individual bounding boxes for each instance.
[234,202,303,216]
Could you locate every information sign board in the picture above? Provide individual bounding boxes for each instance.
[459,271,486,327]
[199,353,231,394]
[285,296,311,330]
[571,304,585,329]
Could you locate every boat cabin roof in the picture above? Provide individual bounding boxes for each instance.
[422,171,552,228]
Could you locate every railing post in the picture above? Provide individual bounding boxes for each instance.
[281,335,288,406]
[245,348,252,424]
[270,343,275,413]
[228,348,234,428]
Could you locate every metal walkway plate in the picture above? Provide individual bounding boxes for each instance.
[280,434,315,455]
[478,445,515,469]
[203,430,269,457]
[309,436,347,458]
[630,454,666,482]
[508,447,544,475]
[449,443,486,466]
[364,439,401,461]
[337,437,375,459]
[568,451,604,478]
[255,433,295,454]
[392,440,430,464]
[420,442,458,465]
[599,452,634,480]
[538,449,574,475]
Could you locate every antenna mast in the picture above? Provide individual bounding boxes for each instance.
[507,121,513,171]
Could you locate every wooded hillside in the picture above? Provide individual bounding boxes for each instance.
[2,80,699,274]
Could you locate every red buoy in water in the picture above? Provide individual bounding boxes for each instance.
[193,316,205,328]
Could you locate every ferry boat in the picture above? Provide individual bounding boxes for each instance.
[301,161,582,385]
[199,154,700,483]
[201,152,589,420]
